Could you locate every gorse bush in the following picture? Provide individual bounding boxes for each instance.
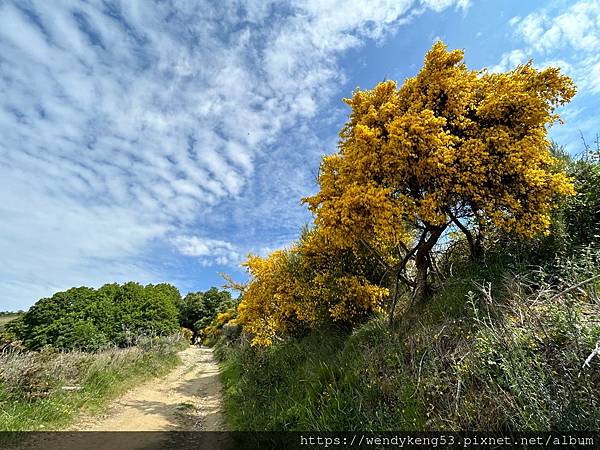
[237,226,388,346]
[302,41,575,304]
[179,327,194,344]
[201,307,240,345]
[8,282,181,351]
[212,42,600,433]
[231,41,577,346]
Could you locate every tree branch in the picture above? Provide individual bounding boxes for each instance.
[359,238,392,273]
[446,208,475,248]
[548,273,600,303]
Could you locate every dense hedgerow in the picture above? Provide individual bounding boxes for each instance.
[5,282,181,351]
[178,287,237,340]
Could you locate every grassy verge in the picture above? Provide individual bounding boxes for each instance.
[0,336,187,431]
[215,256,600,431]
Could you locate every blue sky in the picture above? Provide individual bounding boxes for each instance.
[1,0,599,310]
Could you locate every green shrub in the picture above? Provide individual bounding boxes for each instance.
[179,287,236,337]
[485,142,600,266]
[14,282,181,351]
[563,142,600,248]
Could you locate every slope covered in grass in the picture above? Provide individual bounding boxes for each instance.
[215,252,600,431]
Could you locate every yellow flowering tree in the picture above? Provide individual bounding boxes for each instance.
[236,227,388,346]
[303,41,576,306]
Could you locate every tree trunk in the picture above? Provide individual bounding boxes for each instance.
[411,226,446,305]
[412,247,432,305]
[388,273,400,326]
[469,238,484,262]
[446,209,485,262]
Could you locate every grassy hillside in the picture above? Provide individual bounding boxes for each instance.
[215,253,600,431]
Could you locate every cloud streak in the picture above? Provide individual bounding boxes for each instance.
[488,0,600,154]
[0,0,469,309]
[171,236,241,267]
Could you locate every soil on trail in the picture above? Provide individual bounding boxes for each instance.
[74,346,225,432]
[10,347,231,449]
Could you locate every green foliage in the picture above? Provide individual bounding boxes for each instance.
[179,293,205,330]
[485,141,600,265]
[178,287,235,335]
[216,321,430,431]
[1,315,23,339]
[13,283,181,351]
[563,141,600,248]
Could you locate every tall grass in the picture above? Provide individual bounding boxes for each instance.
[215,250,600,431]
[0,334,188,431]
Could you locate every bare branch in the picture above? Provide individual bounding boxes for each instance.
[547,273,600,303]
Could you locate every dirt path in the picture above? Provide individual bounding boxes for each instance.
[75,346,225,432]
[10,347,232,449]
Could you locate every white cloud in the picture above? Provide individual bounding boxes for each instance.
[493,0,600,156]
[0,170,165,309]
[171,236,241,267]
[489,49,529,72]
[0,0,470,308]
[581,57,600,94]
[510,1,600,54]
[421,0,470,13]
[494,1,600,99]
